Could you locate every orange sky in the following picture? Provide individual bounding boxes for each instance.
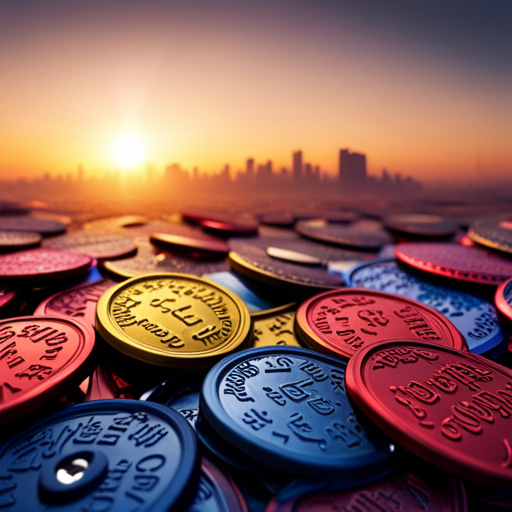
[1,2,511,183]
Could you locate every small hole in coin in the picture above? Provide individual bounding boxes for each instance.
[56,458,89,485]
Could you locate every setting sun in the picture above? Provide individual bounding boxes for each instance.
[112,135,146,170]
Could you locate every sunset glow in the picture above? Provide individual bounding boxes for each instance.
[112,135,146,170]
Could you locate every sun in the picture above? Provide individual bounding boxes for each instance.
[112,134,146,169]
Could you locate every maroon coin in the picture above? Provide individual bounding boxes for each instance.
[346,339,512,488]
[181,207,259,235]
[495,277,512,327]
[384,214,458,238]
[0,215,67,235]
[258,212,296,227]
[195,458,248,512]
[295,288,467,359]
[84,365,136,401]
[296,219,392,250]
[396,243,512,286]
[35,278,115,328]
[0,315,95,423]
[150,232,229,257]
[0,248,94,283]
[0,231,42,251]
[43,231,137,260]
[266,469,466,512]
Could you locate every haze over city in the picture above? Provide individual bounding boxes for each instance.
[1,0,511,187]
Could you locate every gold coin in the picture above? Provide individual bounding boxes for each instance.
[96,273,252,367]
[252,306,302,348]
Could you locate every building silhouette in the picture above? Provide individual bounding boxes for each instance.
[292,150,302,182]
[339,149,367,191]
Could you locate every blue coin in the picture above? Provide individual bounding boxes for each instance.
[0,399,199,512]
[142,379,201,430]
[347,258,506,356]
[200,346,395,478]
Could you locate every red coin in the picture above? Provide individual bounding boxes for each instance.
[295,288,467,359]
[0,248,94,283]
[266,469,466,512]
[346,339,512,488]
[0,288,16,311]
[396,242,512,286]
[181,207,259,235]
[150,232,229,257]
[0,316,95,423]
[495,277,512,327]
[35,278,115,328]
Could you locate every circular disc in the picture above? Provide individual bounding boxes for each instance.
[150,232,229,257]
[0,215,66,236]
[0,249,94,284]
[384,214,458,238]
[346,339,512,488]
[0,231,42,250]
[253,307,302,348]
[347,259,505,355]
[296,219,392,250]
[35,279,115,329]
[495,277,512,326]
[266,469,467,512]
[96,273,252,367]
[200,346,395,478]
[468,216,512,255]
[43,232,137,260]
[396,243,512,286]
[102,244,229,280]
[181,208,259,235]
[0,399,199,511]
[295,288,467,359]
[0,315,95,423]
[258,212,295,227]
[190,458,248,512]
[228,237,369,291]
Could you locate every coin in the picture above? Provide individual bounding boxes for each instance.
[0,215,67,235]
[296,219,392,250]
[266,468,467,511]
[0,316,95,424]
[200,346,395,478]
[0,231,42,251]
[346,339,512,487]
[150,232,229,257]
[253,306,302,348]
[228,237,369,291]
[295,288,467,359]
[96,273,252,367]
[384,214,458,238]
[347,258,505,356]
[35,279,115,328]
[0,249,94,284]
[43,232,137,260]
[0,400,200,511]
[495,277,512,327]
[468,215,512,255]
[181,208,259,235]
[396,242,512,286]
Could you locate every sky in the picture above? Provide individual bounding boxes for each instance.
[0,0,511,183]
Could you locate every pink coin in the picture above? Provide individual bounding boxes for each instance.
[0,248,94,283]
[396,242,512,285]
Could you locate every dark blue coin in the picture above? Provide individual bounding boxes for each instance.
[200,346,395,478]
[347,258,506,357]
[0,399,200,512]
[142,379,201,430]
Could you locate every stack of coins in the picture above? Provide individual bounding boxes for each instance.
[0,202,511,511]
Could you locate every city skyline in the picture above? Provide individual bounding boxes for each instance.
[1,1,511,183]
